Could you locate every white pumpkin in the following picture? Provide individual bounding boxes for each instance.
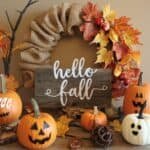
[122,101,150,145]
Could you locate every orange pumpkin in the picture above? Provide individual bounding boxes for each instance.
[17,98,57,150]
[123,72,150,115]
[80,106,107,131]
[0,74,22,125]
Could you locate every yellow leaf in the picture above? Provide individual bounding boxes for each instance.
[114,64,122,77]
[95,48,113,68]
[56,115,72,137]
[91,30,109,47]
[109,119,121,132]
[109,29,119,43]
[103,4,116,22]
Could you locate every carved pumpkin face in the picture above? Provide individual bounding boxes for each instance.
[123,73,150,115]
[0,90,22,125]
[17,99,57,150]
[123,84,150,115]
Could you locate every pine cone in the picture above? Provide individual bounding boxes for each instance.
[91,125,113,147]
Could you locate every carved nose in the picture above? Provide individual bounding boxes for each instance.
[39,129,45,135]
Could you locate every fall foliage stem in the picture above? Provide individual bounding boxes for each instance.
[4,0,38,76]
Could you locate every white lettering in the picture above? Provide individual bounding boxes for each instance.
[45,57,108,106]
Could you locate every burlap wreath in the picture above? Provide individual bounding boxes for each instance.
[19,3,83,87]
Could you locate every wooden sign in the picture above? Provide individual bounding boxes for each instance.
[35,57,112,108]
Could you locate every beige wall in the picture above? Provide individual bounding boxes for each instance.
[0,0,150,82]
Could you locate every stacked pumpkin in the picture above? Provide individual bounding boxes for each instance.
[122,72,150,145]
[0,74,57,149]
[0,74,22,125]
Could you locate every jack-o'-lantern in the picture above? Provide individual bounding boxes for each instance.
[123,72,150,115]
[122,101,150,145]
[0,74,22,125]
[17,98,57,150]
[80,106,107,131]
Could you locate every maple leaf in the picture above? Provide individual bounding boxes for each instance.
[114,16,141,46]
[109,120,122,132]
[6,75,20,91]
[120,51,141,66]
[91,30,109,47]
[114,64,122,77]
[56,115,72,137]
[112,42,129,61]
[82,2,101,21]
[80,2,102,41]
[103,4,116,23]
[109,29,119,43]
[114,51,141,77]
[123,28,141,47]
[80,23,99,41]
[95,48,113,68]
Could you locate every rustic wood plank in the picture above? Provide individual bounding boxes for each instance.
[35,68,112,109]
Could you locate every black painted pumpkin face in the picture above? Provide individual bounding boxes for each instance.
[123,84,150,115]
[17,113,57,150]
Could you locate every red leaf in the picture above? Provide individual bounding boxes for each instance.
[80,23,99,41]
[82,2,101,21]
[112,42,129,60]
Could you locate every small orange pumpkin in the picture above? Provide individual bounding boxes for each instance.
[17,98,57,150]
[80,106,107,131]
[123,72,150,115]
[0,74,22,125]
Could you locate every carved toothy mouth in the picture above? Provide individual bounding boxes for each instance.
[0,112,9,117]
[132,101,144,107]
[132,131,138,136]
[28,133,51,144]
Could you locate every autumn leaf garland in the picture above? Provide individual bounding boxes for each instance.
[80,2,141,97]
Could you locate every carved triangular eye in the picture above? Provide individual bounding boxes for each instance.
[31,122,38,130]
[43,121,50,129]
[136,93,139,98]
[140,93,143,98]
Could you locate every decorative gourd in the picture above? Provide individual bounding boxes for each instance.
[17,98,57,150]
[122,101,150,145]
[80,106,107,131]
[0,74,22,125]
[123,72,150,115]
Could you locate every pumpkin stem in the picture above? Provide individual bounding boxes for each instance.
[0,74,7,93]
[94,106,99,115]
[138,101,146,119]
[31,98,40,118]
[138,72,143,86]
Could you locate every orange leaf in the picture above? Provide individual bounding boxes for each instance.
[6,75,20,91]
[120,51,141,66]
[0,30,10,58]
[114,16,141,46]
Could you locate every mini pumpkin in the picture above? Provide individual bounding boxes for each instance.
[17,98,57,150]
[80,106,107,131]
[122,101,150,145]
[0,74,22,125]
[123,72,150,115]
